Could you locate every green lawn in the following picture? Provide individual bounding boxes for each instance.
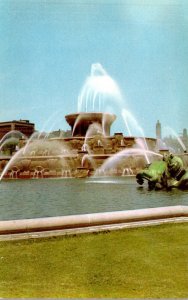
[0,222,187,298]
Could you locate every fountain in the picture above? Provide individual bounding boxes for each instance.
[0,63,186,181]
[0,62,187,245]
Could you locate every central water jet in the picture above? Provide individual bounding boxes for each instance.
[77,63,123,112]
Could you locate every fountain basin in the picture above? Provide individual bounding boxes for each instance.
[65,112,116,137]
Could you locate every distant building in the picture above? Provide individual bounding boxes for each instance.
[181,128,188,151]
[183,128,188,140]
[0,120,35,139]
[156,120,161,139]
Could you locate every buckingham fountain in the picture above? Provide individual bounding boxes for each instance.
[0,63,187,184]
[0,111,157,179]
[0,63,188,236]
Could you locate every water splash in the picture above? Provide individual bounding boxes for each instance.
[156,138,169,152]
[0,137,19,152]
[135,138,150,164]
[121,110,132,136]
[0,130,27,146]
[81,154,96,169]
[94,148,162,177]
[83,122,103,154]
[37,109,65,139]
[23,132,42,155]
[72,114,83,137]
[163,126,186,152]
[78,63,123,112]
[0,148,24,181]
[0,137,74,180]
[122,109,150,163]
[122,168,134,176]
[122,109,145,137]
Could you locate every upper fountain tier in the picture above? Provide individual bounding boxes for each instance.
[65,112,116,137]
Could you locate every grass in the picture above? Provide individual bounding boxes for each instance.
[0,222,188,298]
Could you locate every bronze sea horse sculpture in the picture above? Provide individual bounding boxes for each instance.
[136,153,188,190]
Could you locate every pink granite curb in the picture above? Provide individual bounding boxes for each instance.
[0,205,187,235]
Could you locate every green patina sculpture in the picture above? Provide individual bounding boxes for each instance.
[136,153,188,190]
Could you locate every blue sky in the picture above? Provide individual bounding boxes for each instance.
[0,0,188,138]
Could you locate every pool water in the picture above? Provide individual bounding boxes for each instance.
[0,176,187,220]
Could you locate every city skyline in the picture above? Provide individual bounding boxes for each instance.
[0,0,188,138]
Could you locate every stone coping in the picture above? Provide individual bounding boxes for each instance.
[0,206,187,237]
[0,216,187,241]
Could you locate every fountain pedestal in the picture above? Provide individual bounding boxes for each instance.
[65,112,116,137]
